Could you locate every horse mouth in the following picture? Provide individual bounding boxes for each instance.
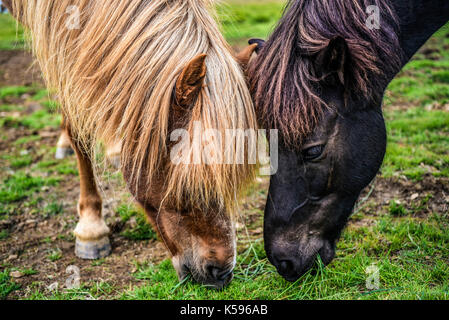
[178,263,191,281]
[177,263,233,289]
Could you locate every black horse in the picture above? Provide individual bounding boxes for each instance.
[248,0,449,282]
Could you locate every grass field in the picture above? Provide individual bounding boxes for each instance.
[0,1,448,300]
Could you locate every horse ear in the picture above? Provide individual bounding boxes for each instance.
[315,37,349,85]
[235,43,258,68]
[248,39,266,54]
[2,0,13,15]
[175,54,207,108]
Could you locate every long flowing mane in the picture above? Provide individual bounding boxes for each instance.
[249,0,401,146]
[11,0,257,212]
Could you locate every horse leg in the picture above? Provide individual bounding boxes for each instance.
[55,119,74,159]
[105,140,122,169]
[69,130,111,260]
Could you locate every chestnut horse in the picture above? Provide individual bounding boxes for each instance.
[5,0,258,288]
[249,0,449,281]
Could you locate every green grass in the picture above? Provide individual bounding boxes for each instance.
[0,229,9,240]
[121,214,448,300]
[383,22,449,182]
[0,172,60,204]
[35,158,79,176]
[5,153,33,169]
[13,135,41,146]
[30,89,50,101]
[13,268,38,276]
[0,14,25,50]
[0,87,60,131]
[0,86,32,99]
[25,281,116,300]
[382,108,449,180]
[27,213,448,300]
[117,204,157,241]
[386,23,449,106]
[0,269,21,299]
[0,104,24,112]
[47,248,63,262]
[217,0,284,46]
[43,201,64,217]
[1,109,61,130]
[389,200,408,217]
[0,172,60,220]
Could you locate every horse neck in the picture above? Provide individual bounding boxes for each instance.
[392,0,449,70]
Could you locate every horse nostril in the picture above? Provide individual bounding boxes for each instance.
[278,259,294,275]
[182,264,190,274]
[207,265,233,281]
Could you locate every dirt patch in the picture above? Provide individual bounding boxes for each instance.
[0,50,43,87]
[0,168,172,299]
[352,175,449,229]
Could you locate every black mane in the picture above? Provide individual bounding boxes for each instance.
[248,0,402,146]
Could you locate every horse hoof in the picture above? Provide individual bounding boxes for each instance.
[75,237,111,260]
[55,147,74,159]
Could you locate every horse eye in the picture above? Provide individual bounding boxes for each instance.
[302,144,325,161]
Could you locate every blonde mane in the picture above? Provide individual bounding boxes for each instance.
[12,0,257,212]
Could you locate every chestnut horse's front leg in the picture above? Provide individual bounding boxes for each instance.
[66,123,111,259]
[55,118,74,159]
[105,139,122,169]
[56,121,121,168]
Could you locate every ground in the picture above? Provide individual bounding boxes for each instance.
[0,1,448,300]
